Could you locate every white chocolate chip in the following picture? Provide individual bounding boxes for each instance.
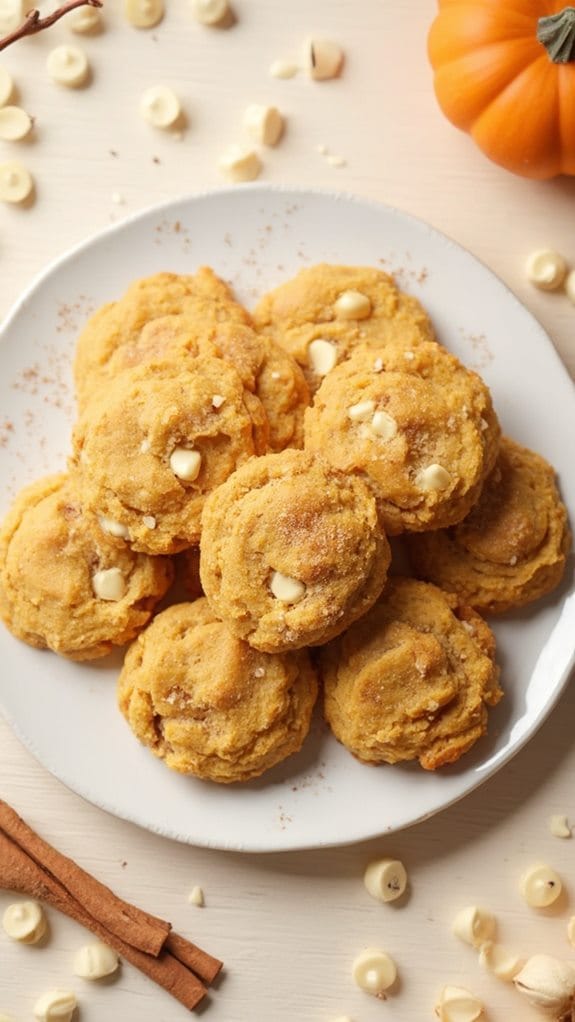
[143,514,156,529]
[47,45,89,87]
[525,248,567,291]
[98,515,130,540]
[347,399,375,422]
[364,859,407,903]
[0,66,14,106]
[124,0,164,27]
[33,990,77,1022]
[567,916,575,947]
[270,371,281,380]
[479,941,523,982]
[334,290,371,320]
[211,394,225,409]
[0,105,32,140]
[70,5,103,32]
[403,350,415,361]
[243,104,284,146]
[451,906,496,948]
[373,357,383,372]
[188,886,204,907]
[140,438,151,454]
[140,85,181,128]
[170,447,202,482]
[327,154,346,168]
[435,985,484,1022]
[269,58,298,79]
[415,464,452,492]
[520,863,562,907]
[0,0,27,34]
[2,901,46,943]
[111,191,125,205]
[549,814,571,838]
[514,955,575,1012]
[92,567,127,602]
[270,570,306,604]
[371,410,397,441]
[302,37,344,80]
[73,942,119,979]
[0,161,33,203]
[308,338,337,376]
[351,948,397,996]
[219,144,261,182]
[190,0,229,24]
[565,268,575,304]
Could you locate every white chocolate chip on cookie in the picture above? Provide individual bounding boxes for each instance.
[308,338,337,376]
[334,290,371,320]
[347,399,375,422]
[415,464,451,492]
[170,447,202,482]
[98,515,130,540]
[270,570,306,604]
[92,567,127,602]
[370,410,397,440]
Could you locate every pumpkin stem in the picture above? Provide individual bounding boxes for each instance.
[537,7,575,63]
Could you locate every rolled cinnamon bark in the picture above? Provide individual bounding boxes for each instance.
[0,828,207,1010]
[0,799,170,956]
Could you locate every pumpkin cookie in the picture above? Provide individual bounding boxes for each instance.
[253,263,435,393]
[200,449,390,653]
[406,437,571,614]
[74,267,251,408]
[304,343,500,534]
[118,599,318,783]
[71,356,268,555]
[321,577,502,770]
[0,474,173,661]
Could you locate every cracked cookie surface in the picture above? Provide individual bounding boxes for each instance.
[118,598,318,783]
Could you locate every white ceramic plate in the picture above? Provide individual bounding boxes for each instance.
[0,186,573,852]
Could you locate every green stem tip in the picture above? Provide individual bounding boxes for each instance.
[537,6,575,63]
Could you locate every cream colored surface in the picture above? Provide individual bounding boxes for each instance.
[0,1,574,1020]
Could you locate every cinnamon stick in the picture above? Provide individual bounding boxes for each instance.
[0,828,207,1010]
[0,799,169,955]
[166,932,223,986]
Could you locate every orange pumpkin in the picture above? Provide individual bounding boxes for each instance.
[428,1,575,179]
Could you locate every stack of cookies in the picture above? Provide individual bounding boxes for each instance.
[0,264,570,783]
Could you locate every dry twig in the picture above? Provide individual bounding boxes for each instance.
[0,0,103,52]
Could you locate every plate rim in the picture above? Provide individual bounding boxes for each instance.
[1,182,574,853]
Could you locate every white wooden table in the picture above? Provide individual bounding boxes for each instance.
[1,3,574,1020]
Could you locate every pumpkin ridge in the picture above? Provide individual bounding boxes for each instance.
[472,54,562,177]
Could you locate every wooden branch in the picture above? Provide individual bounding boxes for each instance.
[0,0,103,52]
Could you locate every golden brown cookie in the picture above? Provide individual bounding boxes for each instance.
[200,449,391,653]
[253,263,435,393]
[118,599,318,783]
[321,576,502,770]
[406,437,571,614]
[304,343,500,535]
[254,339,310,451]
[71,356,268,555]
[0,474,173,661]
[74,267,251,409]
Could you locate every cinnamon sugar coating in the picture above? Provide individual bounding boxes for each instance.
[406,437,571,613]
[253,263,435,393]
[304,343,500,535]
[321,577,502,770]
[71,357,268,554]
[0,474,173,660]
[200,449,390,653]
[118,599,318,783]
